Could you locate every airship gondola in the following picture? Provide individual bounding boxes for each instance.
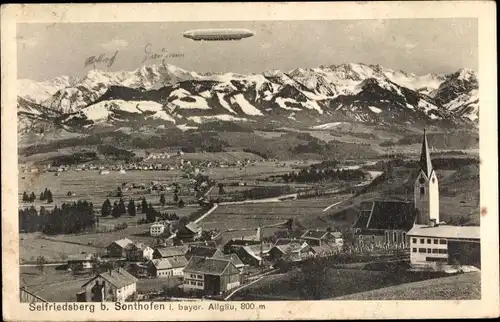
[183,28,254,41]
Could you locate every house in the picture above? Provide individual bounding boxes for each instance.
[125,243,154,262]
[213,253,245,271]
[353,200,416,246]
[183,257,241,295]
[268,242,314,262]
[147,256,188,278]
[150,223,168,237]
[223,238,261,254]
[67,253,97,270]
[185,245,223,260]
[235,243,272,267]
[80,268,137,302]
[152,245,189,259]
[177,222,202,241]
[107,238,134,258]
[301,230,343,246]
[407,224,480,270]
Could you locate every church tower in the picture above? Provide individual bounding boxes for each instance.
[414,129,440,225]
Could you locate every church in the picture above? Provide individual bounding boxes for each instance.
[353,129,481,270]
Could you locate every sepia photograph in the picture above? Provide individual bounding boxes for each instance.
[2,2,498,321]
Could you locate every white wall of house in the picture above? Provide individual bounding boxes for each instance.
[409,236,448,267]
[143,247,154,261]
[150,224,166,236]
[183,272,205,290]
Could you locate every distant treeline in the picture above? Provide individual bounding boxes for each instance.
[19,200,95,235]
[280,168,367,183]
[363,157,479,172]
[48,152,98,166]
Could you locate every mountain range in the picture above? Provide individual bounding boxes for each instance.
[17,63,479,136]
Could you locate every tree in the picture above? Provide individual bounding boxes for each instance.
[141,197,148,214]
[159,194,166,207]
[101,199,112,217]
[146,203,156,223]
[112,202,121,218]
[22,191,29,202]
[173,193,179,203]
[46,190,53,203]
[39,192,45,201]
[36,255,47,275]
[30,192,36,202]
[218,183,225,195]
[299,257,329,300]
[119,198,126,214]
[127,199,136,216]
[177,199,185,208]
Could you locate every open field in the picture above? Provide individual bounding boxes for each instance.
[20,233,102,263]
[233,267,455,300]
[18,170,198,212]
[333,272,481,300]
[199,196,350,232]
[20,266,88,302]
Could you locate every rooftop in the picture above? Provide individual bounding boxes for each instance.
[184,256,236,276]
[111,238,134,249]
[150,256,188,270]
[407,225,480,240]
[82,268,137,289]
[213,253,245,267]
[154,245,189,258]
[354,201,416,231]
[186,246,220,259]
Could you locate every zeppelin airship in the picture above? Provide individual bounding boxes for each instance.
[183,28,254,41]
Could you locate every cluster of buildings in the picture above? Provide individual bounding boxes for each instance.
[73,226,345,301]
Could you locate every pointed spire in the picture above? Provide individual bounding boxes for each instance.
[419,128,433,178]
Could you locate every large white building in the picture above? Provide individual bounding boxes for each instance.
[407,130,480,271]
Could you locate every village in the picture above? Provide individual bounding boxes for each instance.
[19,132,481,303]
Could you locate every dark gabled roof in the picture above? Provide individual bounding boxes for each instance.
[274,238,301,246]
[354,201,416,231]
[186,246,219,258]
[213,253,244,267]
[154,245,189,258]
[189,241,217,248]
[82,269,137,289]
[109,238,134,249]
[301,230,329,240]
[224,239,260,247]
[183,256,237,276]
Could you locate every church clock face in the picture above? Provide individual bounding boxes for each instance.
[419,177,425,184]
[432,177,435,183]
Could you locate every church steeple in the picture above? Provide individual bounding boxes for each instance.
[419,129,433,178]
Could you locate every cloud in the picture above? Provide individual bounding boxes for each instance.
[18,36,38,48]
[100,38,129,51]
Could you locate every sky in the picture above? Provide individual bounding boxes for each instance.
[17,19,478,81]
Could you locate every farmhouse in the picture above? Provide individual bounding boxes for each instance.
[152,245,189,259]
[67,253,97,270]
[301,230,343,246]
[183,257,241,295]
[177,222,202,241]
[125,243,154,262]
[213,253,245,271]
[185,246,223,260]
[407,224,480,270]
[223,238,261,254]
[268,242,314,262]
[107,238,134,258]
[147,256,188,278]
[235,244,272,267]
[79,268,137,302]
